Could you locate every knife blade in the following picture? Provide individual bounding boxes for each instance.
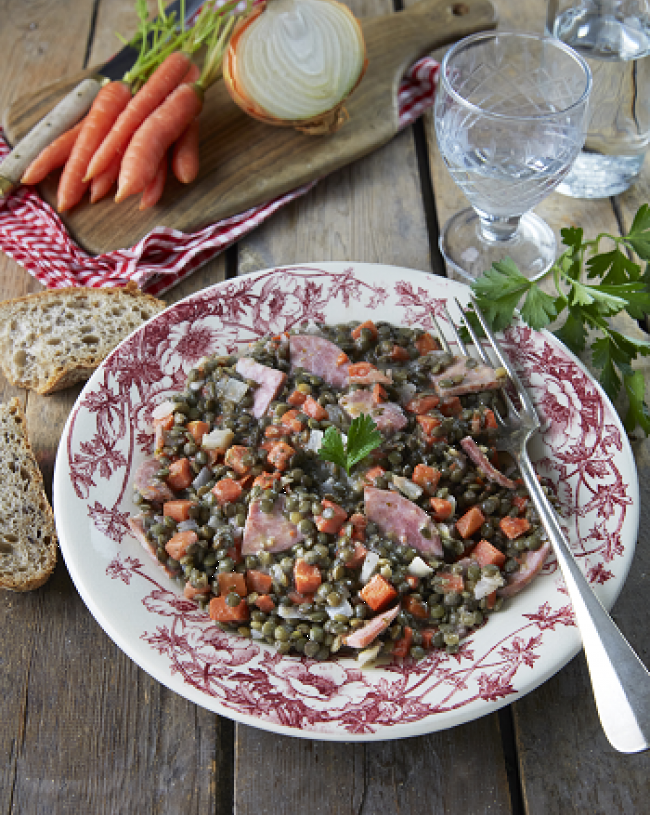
[0,0,206,198]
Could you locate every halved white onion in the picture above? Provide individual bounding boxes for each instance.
[224,0,367,135]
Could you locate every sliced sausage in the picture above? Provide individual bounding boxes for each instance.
[340,389,407,436]
[242,495,304,555]
[460,436,516,489]
[289,334,349,387]
[364,487,442,557]
[236,357,287,418]
[345,604,401,648]
[498,541,552,598]
[133,458,174,502]
[431,355,504,397]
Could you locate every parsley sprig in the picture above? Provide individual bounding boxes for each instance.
[471,204,650,436]
[318,414,383,474]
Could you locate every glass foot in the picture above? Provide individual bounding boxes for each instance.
[439,209,556,283]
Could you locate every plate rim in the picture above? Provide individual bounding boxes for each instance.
[52,261,640,741]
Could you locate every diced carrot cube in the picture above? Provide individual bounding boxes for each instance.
[439,396,462,417]
[421,629,438,649]
[224,445,252,475]
[348,513,367,542]
[209,595,250,622]
[211,477,243,505]
[315,499,348,535]
[336,352,349,367]
[390,344,411,362]
[252,472,282,490]
[302,396,328,421]
[280,409,305,433]
[363,466,386,486]
[417,415,442,438]
[403,595,428,619]
[154,413,174,451]
[348,361,377,378]
[165,530,198,561]
[405,394,441,414]
[360,574,398,612]
[163,499,196,523]
[392,625,413,658]
[512,496,529,514]
[372,384,388,404]
[217,572,248,597]
[486,591,497,609]
[186,420,210,445]
[267,441,295,471]
[246,570,274,594]
[287,389,307,407]
[471,539,506,568]
[227,541,243,565]
[288,590,314,605]
[166,458,193,490]
[351,320,378,341]
[255,594,276,614]
[499,516,531,540]
[429,497,454,522]
[414,332,439,355]
[456,506,485,539]
[438,572,464,593]
[183,582,211,600]
[264,425,291,439]
[412,464,441,494]
[484,409,498,430]
[294,558,322,595]
[405,575,419,590]
[344,541,368,569]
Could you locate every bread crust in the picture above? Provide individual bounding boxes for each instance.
[0,399,58,591]
[0,282,166,394]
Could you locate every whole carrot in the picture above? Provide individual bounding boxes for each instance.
[115,83,203,203]
[89,156,120,203]
[139,154,168,210]
[85,51,192,183]
[171,118,200,184]
[57,81,132,212]
[21,119,86,185]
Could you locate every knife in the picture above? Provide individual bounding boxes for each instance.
[0,0,205,198]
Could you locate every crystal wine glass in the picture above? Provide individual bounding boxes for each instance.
[434,31,592,281]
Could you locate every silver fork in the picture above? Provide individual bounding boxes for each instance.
[431,296,650,754]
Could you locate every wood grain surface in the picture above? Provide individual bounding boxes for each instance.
[3,0,497,255]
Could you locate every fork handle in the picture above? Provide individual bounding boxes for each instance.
[518,448,650,754]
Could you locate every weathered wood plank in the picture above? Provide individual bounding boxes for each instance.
[0,3,228,814]
[232,2,512,813]
[418,0,650,808]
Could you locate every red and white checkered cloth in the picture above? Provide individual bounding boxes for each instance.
[0,58,439,298]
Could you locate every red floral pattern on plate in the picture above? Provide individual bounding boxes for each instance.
[56,264,638,740]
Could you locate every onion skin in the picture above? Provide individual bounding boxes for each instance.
[223,1,368,136]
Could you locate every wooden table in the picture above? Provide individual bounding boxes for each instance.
[1,1,649,812]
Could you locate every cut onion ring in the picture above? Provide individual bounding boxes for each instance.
[224,0,367,135]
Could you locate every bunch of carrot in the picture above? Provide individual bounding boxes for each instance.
[21,0,243,212]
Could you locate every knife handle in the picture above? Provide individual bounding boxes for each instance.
[0,76,103,198]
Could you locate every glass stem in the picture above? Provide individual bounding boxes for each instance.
[475,210,522,243]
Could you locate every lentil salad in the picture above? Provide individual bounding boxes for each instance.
[129,319,552,664]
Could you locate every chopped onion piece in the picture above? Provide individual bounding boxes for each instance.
[360,551,380,584]
[178,519,199,532]
[408,556,434,578]
[192,465,212,490]
[215,377,249,402]
[357,644,381,667]
[325,598,353,620]
[278,605,305,620]
[152,400,175,420]
[305,429,324,452]
[202,428,235,451]
[474,573,505,600]
[392,475,423,501]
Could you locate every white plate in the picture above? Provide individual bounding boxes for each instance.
[53,263,639,741]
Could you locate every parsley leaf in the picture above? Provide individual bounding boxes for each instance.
[318,414,383,474]
[470,203,650,437]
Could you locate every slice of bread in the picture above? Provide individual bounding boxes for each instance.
[0,282,166,394]
[0,399,57,591]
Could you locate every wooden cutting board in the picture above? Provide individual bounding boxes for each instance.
[3,0,497,255]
